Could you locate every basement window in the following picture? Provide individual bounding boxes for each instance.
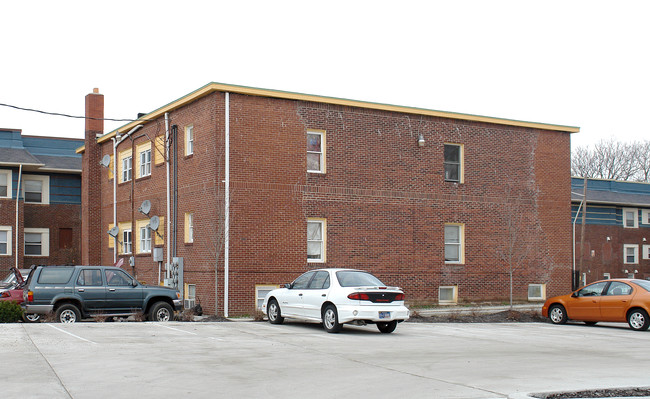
[439,286,458,305]
[527,284,546,301]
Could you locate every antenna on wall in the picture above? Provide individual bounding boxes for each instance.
[138,200,151,216]
[99,154,111,168]
[147,215,164,240]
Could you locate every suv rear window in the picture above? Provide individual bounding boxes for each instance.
[37,267,74,284]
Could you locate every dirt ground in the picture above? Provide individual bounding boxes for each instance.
[407,309,548,323]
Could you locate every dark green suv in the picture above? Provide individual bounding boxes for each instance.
[22,265,182,323]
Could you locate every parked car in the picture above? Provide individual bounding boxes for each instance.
[262,268,409,333]
[0,268,41,322]
[22,265,182,323]
[542,279,650,331]
[0,268,30,292]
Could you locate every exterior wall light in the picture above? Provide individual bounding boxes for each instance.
[418,134,425,147]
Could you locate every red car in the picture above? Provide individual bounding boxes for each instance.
[542,279,650,331]
[0,268,40,322]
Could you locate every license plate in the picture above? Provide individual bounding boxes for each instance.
[379,311,391,319]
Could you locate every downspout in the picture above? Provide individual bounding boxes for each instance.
[15,165,22,268]
[224,92,230,318]
[165,113,171,279]
[572,194,584,290]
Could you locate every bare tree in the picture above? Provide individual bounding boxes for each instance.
[572,139,641,181]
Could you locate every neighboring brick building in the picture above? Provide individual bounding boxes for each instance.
[79,83,579,316]
[572,177,650,286]
[0,128,82,274]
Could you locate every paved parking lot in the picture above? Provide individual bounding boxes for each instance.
[3,320,650,399]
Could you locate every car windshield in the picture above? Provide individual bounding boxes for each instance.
[336,271,385,287]
[633,280,650,292]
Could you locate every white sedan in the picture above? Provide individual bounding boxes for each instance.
[262,268,410,333]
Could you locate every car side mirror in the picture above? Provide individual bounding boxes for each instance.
[571,292,578,298]
[132,280,138,287]
[284,283,292,289]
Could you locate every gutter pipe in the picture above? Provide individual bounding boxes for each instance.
[15,165,22,268]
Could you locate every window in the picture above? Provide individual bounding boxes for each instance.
[37,267,74,284]
[643,245,650,260]
[623,208,638,228]
[123,229,132,254]
[624,244,639,264]
[444,144,463,183]
[185,125,194,156]
[606,281,632,296]
[0,170,11,198]
[185,213,194,243]
[139,148,151,177]
[154,135,165,165]
[603,273,611,279]
[185,283,197,308]
[122,156,132,182]
[307,218,326,262]
[444,224,464,263]
[292,271,316,289]
[140,225,152,253]
[576,281,608,297]
[307,130,325,173]
[24,228,49,257]
[439,286,458,304]
[255,285,278,310]
[527,284,546,301]
[23,175,49,204]
[59,228,73,249]
[308,271,330,289]
[0,226,11,255]
[105,269,133,286]
[642,209,650,225]
[77,269,103,286]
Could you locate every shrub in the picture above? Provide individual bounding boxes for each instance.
[0,301,24,323]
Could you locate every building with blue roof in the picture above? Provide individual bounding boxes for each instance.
[0,128,82,272]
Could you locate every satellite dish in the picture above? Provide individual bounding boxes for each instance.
[99,154,111,168]
[107,226,120,238]
[149,215,160,231]
[138,200,151,216]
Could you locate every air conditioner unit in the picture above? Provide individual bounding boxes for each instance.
[184,299,196,309]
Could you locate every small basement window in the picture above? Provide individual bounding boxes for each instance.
[527,284,546,301]
[439,285,458,305]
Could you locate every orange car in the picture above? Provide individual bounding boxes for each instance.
[542,279,650,331]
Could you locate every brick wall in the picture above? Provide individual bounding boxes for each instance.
[92,91,573,315]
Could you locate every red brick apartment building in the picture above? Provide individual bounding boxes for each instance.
[78,83,579,316]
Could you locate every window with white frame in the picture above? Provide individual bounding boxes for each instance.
[444,224,464,263]
[439,286,458,305]
[185,212,194,243]
[643,245,650,260]
[122,229,132,254]
[24,228,49,257]
[623,208,638,228]
[23,175,49,204]
[139,148,151,177]
[185,125,194,156]
[256,285,279,310]
[307,130,325,173]
[185,283,197,308]
[307,219,326,262]
[444,144,463,183]
[0,170,11,198]
[603,273,611,279]
[642,209,650,225]
[0,226,11,255]
[624,244,639,264]
[528,284,546,301]
[122,156,132,182]
[139,225,151,253]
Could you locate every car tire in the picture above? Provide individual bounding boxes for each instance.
[377,320,398,334]
[627,309,650,331]
[548,304,568,325]
[56,304,81,323]
[322,304,342,333]
[267,299,284,324]
[149,302,173,322]
[22,313,41,323]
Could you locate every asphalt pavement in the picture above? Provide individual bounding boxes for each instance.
[4,319,650,399]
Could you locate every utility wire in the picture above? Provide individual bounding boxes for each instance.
[0,102,150,122]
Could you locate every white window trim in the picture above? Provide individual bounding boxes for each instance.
[0,226,12,256]
[22,175,50,204]
[24,227,49,257]
[122,229,133,255]
[0,169,12,199]
[603,273,611,279]
[185,212,194,243]
[527,284,547,301]
[185,125,194,156]
[122,156,132,183]
[139,226,152,254]
[256,284,280,310]
[643,209,650,225]
[307,130,326,174]
[139,148,152,178]
[644,245,650,260]
[438,285,458,305]
[444,223,465,264]
[307,218,326,263]
[624,244,639,264]
[623,208,638,228]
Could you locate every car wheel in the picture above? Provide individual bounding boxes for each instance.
[23,313,41,323]
[584,321,598,326]
[56,304,81,323]
[267,299,284,324]
[548,304,568,324]
[149,302,173,322]
[322,304,342,333]
[628,309,650,331]
[377,320,398,334]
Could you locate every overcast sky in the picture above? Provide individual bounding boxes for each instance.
[2,1,648,150]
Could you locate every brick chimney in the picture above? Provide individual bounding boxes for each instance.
[81,88,104,265]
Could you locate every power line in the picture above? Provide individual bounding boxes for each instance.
[0,102,148,122]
